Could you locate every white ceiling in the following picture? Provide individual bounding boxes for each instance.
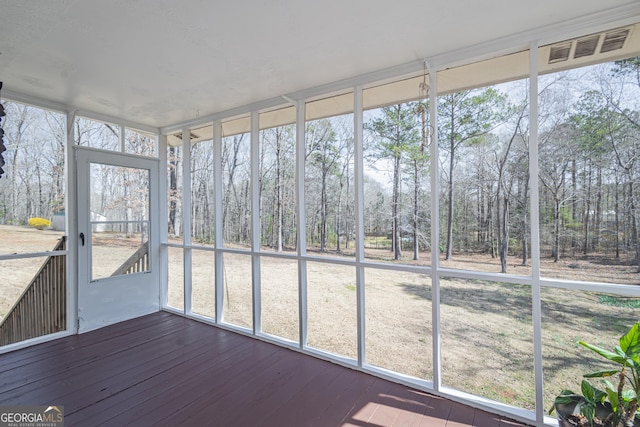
[1,0,639,131]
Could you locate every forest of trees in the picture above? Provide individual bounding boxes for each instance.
[0,105,65,223]
[184,58,640,274]
[2,57,639,275]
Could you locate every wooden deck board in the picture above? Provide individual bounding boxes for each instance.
[0,312,533,427]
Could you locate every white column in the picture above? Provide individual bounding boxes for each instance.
[158,134,169,308]
[66,110,78,332]
[251,111,261,335]
[427,62,442,391]
[529,41,544,424]
[214,122,224,323]
[354,86,366,367]
[296,101,308,349]
[182,129,192,315]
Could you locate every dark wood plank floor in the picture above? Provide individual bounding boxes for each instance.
[0,312,531,426]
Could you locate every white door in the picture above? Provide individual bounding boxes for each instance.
[77,148,160,333]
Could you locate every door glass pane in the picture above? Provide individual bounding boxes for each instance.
[90,163,150,280]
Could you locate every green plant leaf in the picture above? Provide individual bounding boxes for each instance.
[620,322,640,356]
[621,390,636,401]
[549,391,581,415]
[607,387,620,410]
[584,369,621,378]
[580,340,627,364]
[602,379,615,392]
[582,404,596,425]
[605,387,624,427]
[581,380,596,401]
[593,388,607,404]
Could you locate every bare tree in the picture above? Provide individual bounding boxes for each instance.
[438,88,508,260]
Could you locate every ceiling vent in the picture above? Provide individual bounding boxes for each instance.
[601,28,631,53]
[549,42,572,63]
[574,35,599,59]
[174,131,198,141]
[548,26,632,64]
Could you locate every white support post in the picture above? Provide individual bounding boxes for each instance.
[182,129,192,315]
[214,121,224,324]
[251,111,261,335]
[158,134,169,308]
[296,100,308,349]
[354,86,366,368]
[66,110,78,333]
[529,42,544,424]
[427,62,442,391]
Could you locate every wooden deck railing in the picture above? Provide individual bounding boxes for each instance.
[111,240,149,276]
[0,237,66,346]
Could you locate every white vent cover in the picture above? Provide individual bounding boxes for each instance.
[548,26,632,64]
[601,28,631,53]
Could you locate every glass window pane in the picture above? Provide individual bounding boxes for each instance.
[365,269,432,380]
[542,287,640,412]
[222,253,252,329]
[437,74,531,274]
[191,137,215,246]
[191,249,215,319]
[90,163,149,221]
[259,122,296,253]
[222,132,251,248]
[261,257,298,342]
[538,59,640,284]
[0,225,65,257]
[92,226,148,280]
[167,246,184,311]
[167,143,183,241]
[305,113,355,258]
[125,128,156,157]
[440,277,534,409]
[307,261,356,359]
[363,100,430,265]
[0,103,66,255]
[75,117,120,150]
[0,254,66,345]
[89,163,150,280]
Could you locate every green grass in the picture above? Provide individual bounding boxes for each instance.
[598,294,640,309]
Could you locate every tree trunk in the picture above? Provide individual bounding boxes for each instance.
[499,195,509,273]
[521,172,530,266]
[336,180,342,252]
[392,151,402,260]
[554,197,561,262]
[487,195,495,258]
[593,166,602,251]
[168,147,177,235]
[629,181,640,272]
[445,126,455,260]
[320,162,327,252]
[583,158,592,255]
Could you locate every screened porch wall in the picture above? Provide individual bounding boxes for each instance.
[161,25,640,425]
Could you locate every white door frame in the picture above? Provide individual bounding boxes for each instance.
[76,147,160,333]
